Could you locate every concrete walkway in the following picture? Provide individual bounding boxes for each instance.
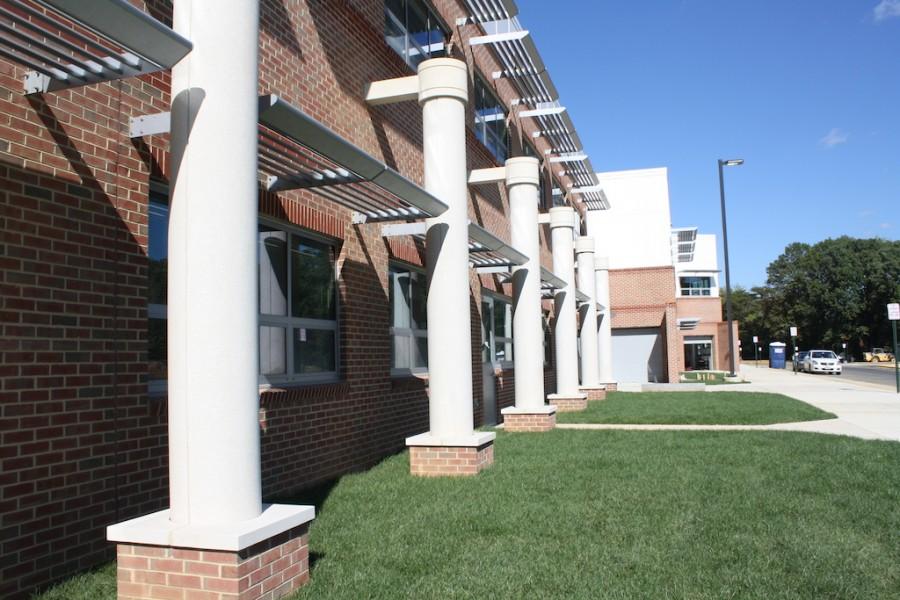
[556,364,900,442]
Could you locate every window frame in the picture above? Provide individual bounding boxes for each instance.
[258,218,341,388]
[384,0,450,71]
[679,275,714,297]
[389,262,429,376]
[481,292,514,369]
[473,75,510,164]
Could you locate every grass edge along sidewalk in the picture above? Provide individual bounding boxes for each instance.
[35,430,900,600]
[555,391,836,425]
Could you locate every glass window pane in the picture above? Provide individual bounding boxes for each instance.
[294,328,336,374]
[384,0,407,59]
[148,198,168,305]
[148,317,167,381]
[414,335,428,369]
[291,235,335,320]
[411,273,427,329]
[390,268,411,328]
[493,300,507,338]
[259,227,288,316]
[260,326,287,376]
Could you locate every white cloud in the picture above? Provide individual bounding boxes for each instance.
[874,0,900,20]
[820,128,848,148]
[879,222,893,229]
[859,209,876,217]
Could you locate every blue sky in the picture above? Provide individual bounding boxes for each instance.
[517,0,900,287]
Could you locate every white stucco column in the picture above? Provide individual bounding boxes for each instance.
[548,207,585,403]
[505,157,546,409]
[595,256,615,384]
[419,58,475,439]
[575,237,600,388]
[109,0,313,553]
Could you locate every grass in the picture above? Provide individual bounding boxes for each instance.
[556,391,836,425]
[34,431,900,600]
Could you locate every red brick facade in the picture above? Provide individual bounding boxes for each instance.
[0,1,577,597]
[116,524,309,600]
[502,412,556,432]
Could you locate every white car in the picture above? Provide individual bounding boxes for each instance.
[802,350,842,375]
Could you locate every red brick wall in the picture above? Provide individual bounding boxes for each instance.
[0,1,569,597]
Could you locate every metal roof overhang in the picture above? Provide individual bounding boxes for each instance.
[571,186,611,211]
[458,0,519,25]
[0,0,192,94]
[468,223,528,267]
[258,95,448,224]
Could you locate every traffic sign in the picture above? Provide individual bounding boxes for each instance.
[790,326,798,337]
[888,303,900,321]
[752,335,758,343]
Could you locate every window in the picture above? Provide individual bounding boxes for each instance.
[390,265,428,373]
[384,0,448,70]
[148,186,168,395]
[474,77,509,164]
[679,276,713,296]
[481,294,513,365]
[259,223,339,384]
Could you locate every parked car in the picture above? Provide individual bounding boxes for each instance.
[863,348,895,363]
[802,350,842,375]
[792,351,808,372]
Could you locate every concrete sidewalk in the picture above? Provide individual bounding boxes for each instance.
[556,365,900,442]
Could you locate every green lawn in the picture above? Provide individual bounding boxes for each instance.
[36,431,900,600]
[556,391,835,425]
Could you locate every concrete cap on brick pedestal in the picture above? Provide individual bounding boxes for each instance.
[501,405,558,415]
[405,431,496,448]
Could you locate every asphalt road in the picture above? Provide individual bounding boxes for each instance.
[829,362,899,390]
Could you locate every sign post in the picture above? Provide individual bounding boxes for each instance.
[790,326,798,374]
[753,335,759,366]
[889,303,899,394]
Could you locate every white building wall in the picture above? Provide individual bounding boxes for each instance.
[585,168,673,270]
[675,234,720,298]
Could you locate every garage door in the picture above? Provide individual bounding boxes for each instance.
[612,328,665,383]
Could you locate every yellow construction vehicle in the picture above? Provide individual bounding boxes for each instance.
[863,348,895,362]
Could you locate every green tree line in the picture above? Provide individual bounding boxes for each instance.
[728,237,900,359]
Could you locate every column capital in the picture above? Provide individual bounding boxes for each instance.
[505,156,540,187]
[594,256,609,271]
[549,205,576,229]
[574,236,595,254]
[418,58,468,103]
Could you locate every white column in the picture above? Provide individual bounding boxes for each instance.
[420,59,476,439]
[506,157,545,409]
[166,0,261,526]
[549,207,581,396]
[595,256,614,383]
[575,237,600,388]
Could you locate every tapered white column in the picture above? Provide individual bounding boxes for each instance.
[595,256,614,383]
[420,58,477,439]
[549,207,583,398]
[166,0,261,526]
[506,157,545,409]
[575,237,600,388]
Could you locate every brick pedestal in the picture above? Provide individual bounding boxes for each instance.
[547,393,588,412]
[115,524,309,600]
[500,405,557,432]
[580,387,607,401]
[604,382,618,392]
[408,442,494,476]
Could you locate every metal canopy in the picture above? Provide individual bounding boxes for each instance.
[672,227,698,263]
[258,95,448,224]
[571,186,611,211]
[0,0,192,94]
[458,0,518,24]
[540,267,566,291]
[467,17,557,106]
[468,223,528,267]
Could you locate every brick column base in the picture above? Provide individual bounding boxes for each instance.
[409,442,494,476]
[548,394,588,412]
[116,524,309,600]
[604,382,618,392]
[500,406,557,432]
[580,387,607,401]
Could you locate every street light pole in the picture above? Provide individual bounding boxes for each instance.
[718,158,743,377]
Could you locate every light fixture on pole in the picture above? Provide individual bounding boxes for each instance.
[718,158,743,377]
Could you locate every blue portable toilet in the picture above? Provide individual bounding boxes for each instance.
[769,342,786,369]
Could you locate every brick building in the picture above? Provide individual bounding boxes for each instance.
[0,0,617,597]
[586,167,739,383]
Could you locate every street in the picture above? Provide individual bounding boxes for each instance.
[839,362,900,390]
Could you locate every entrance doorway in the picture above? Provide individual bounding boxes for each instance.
[684,336,714,371]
